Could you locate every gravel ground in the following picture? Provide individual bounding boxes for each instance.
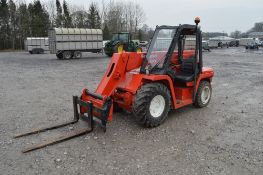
[0,48,263,175]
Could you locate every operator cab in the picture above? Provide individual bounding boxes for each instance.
[111,32,131,50]
[141,20,202,84]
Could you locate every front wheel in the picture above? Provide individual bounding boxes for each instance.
[132,83,171,127]
[56,52,63,60]
[194,81,212,108]
[135,46,142,53]
[114,43,124,53]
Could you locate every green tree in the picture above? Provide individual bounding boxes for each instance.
[87,2,96,28]
[87,2,101,28]
[17,3,30,49]
[9,0,16,49]
[28,0,50,37]
[103,23,110,40]
[95,10,101,28]
[56,0,63,27]
[63,0,72,27]
[230,30,241,39]
[0,0,9,49]
[71,10,89,28]
[138,29,143,41]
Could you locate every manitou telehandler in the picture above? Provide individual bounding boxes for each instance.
[15,17,214,153]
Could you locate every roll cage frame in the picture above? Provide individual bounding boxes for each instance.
[140,24,203,75]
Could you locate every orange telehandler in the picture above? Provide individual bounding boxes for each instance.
[15,17,214,152]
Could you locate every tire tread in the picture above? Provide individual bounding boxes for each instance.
[132,83,171,127]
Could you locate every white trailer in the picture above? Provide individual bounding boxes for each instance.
[25,37,49,54]
[48,28,103,59]
[208,40,220,48]
[209,36,235,48]
[239,38,259,46]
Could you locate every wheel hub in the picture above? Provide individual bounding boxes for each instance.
[201,86,211,104]
[64,52,71,59]
[136,48,142,52]
[118,45,123,53]
[149,95,165,118]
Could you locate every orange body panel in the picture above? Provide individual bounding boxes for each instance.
[80,52,214,122]
[81,52,143,121]
[171,50,195,64]
[95,52,143,96]
[114,66,214,111]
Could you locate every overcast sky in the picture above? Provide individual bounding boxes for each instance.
[30,0,262,34]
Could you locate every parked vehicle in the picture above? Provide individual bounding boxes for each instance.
[25,37,49,54]
[208,40,220,48]
[229,40,239,47]
[202,41,211,51]
[48,28,103,59]
[209,36,234,48]
[239,38,255,46]
[104,32,142,57]
[246,42,259,50]
[138,41,148,47]
[258,40,263,47]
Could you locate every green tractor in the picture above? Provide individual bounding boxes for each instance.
[104,32,142,57]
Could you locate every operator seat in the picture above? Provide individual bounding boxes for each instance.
[167,57,197,83]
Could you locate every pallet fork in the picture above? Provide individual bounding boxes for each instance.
[14,96,109,153]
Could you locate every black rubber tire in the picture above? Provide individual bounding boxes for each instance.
[56,52,63,60]
[36,48,44,54]
[132,83,171,127]
[194,81,212,108]
[113,102,123,112]
[74,51,82,59]
[63,51,73,59]
[105,52,113,57]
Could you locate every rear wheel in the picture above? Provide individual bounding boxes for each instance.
[105,52,113,57]
[74,51,82,59]
[63,51,73,59]
[106,53,113,57]
[132,83,171,127]
[194,81,212,108]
